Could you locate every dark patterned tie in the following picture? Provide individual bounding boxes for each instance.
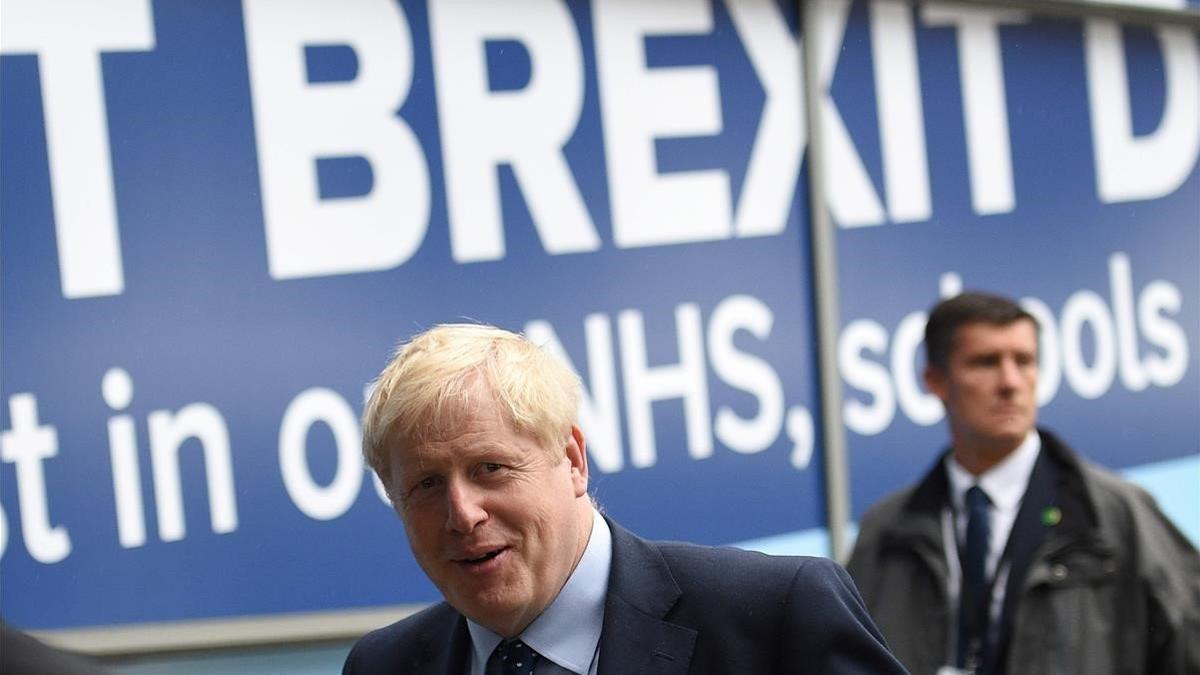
[958,485,993,671]
[487,639,540,675]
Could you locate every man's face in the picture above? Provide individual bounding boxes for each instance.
[925,320,1039,459]
[389,386,590,637]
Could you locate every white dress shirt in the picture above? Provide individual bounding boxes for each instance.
[942,429,1041,658]
[945,430,1041,580]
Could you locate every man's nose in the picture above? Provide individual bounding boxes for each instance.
[444,480,487,534]
[997,357,1022,390]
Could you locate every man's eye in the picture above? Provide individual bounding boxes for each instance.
[483,463,503,473]
[414,476,439,491]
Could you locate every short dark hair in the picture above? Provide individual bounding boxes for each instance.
[924,291,1038,369]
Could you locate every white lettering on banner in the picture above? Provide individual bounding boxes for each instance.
[822,0,1023,227]
[148,404,238,542]
[786,406,815,470]
[1110,252,1149,391]
[532,296,804,472]
[725,0,803,237]
[279,388,364,521]
[593,0,733,248]
[430,0,600,263]
[839,319,896,436]
[870,0,932,223]
[940,273,964,299]
[526,315,625,474]
[840,253,1191,436]
[1139,280,1190,387]
[243,0,431,280]
[1086,20,1200,203]
[618,304,712,467]
[838,270,960,434]
[815,0,888,228]
[1060,290,1118,400]
[892,310,942,426]
[103,368,147,549]
[7,1,1195,295]
[0,0,155,299]
[921,3,1027,216]
[708,295,785,454]
[102,369,241,547]
[0,395,71,563]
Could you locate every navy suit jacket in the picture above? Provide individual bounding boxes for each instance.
[343,518,907,674]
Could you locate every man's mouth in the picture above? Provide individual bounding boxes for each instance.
[456,547,508,565]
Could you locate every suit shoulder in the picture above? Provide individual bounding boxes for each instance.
[655,541,843,599]
[655,539,800,574]
[344,603,459,670]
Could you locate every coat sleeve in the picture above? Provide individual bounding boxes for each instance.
[780,557,910,674]
[1130,488,1200,674]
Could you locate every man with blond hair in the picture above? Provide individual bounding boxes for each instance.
[343,323,905,674]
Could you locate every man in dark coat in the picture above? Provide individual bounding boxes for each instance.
[848,291,1200,675]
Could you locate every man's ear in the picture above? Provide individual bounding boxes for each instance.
[565,424,589,498]
[924,364,948,402]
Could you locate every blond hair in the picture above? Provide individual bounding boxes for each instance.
[362,323,581,493]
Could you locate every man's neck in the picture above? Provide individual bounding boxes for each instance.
[466,509,611,675]
[952,436,1025,476]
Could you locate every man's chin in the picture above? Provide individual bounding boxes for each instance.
[981,426,1030,452]
[985,413,1033,437]
[448,584,524,623]
[456,597,531,637]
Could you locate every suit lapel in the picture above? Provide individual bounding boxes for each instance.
[984,441,1058,675]
[598,519,696,675]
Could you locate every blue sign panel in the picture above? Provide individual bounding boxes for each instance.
[1,0,822,630]
[825,3,1199,517]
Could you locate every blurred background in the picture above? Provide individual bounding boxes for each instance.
[2,0,1197,671]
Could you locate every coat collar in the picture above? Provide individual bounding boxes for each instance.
[597,517,697,675]
[878,428,1107,563]
[878,450,950,556]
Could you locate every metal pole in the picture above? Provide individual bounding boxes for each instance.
[800,0,852,562]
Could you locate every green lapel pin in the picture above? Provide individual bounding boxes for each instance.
[1042,506,1062,527]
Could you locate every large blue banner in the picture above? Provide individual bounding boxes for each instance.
[826,2,1199,521]
[1,0,821,630]
[3,0,1197,638]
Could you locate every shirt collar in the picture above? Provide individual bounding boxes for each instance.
[945,429,1041,512]
[468,509,612,674]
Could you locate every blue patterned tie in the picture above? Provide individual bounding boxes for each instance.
[488,639,540,675]
[958,485,992,670]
